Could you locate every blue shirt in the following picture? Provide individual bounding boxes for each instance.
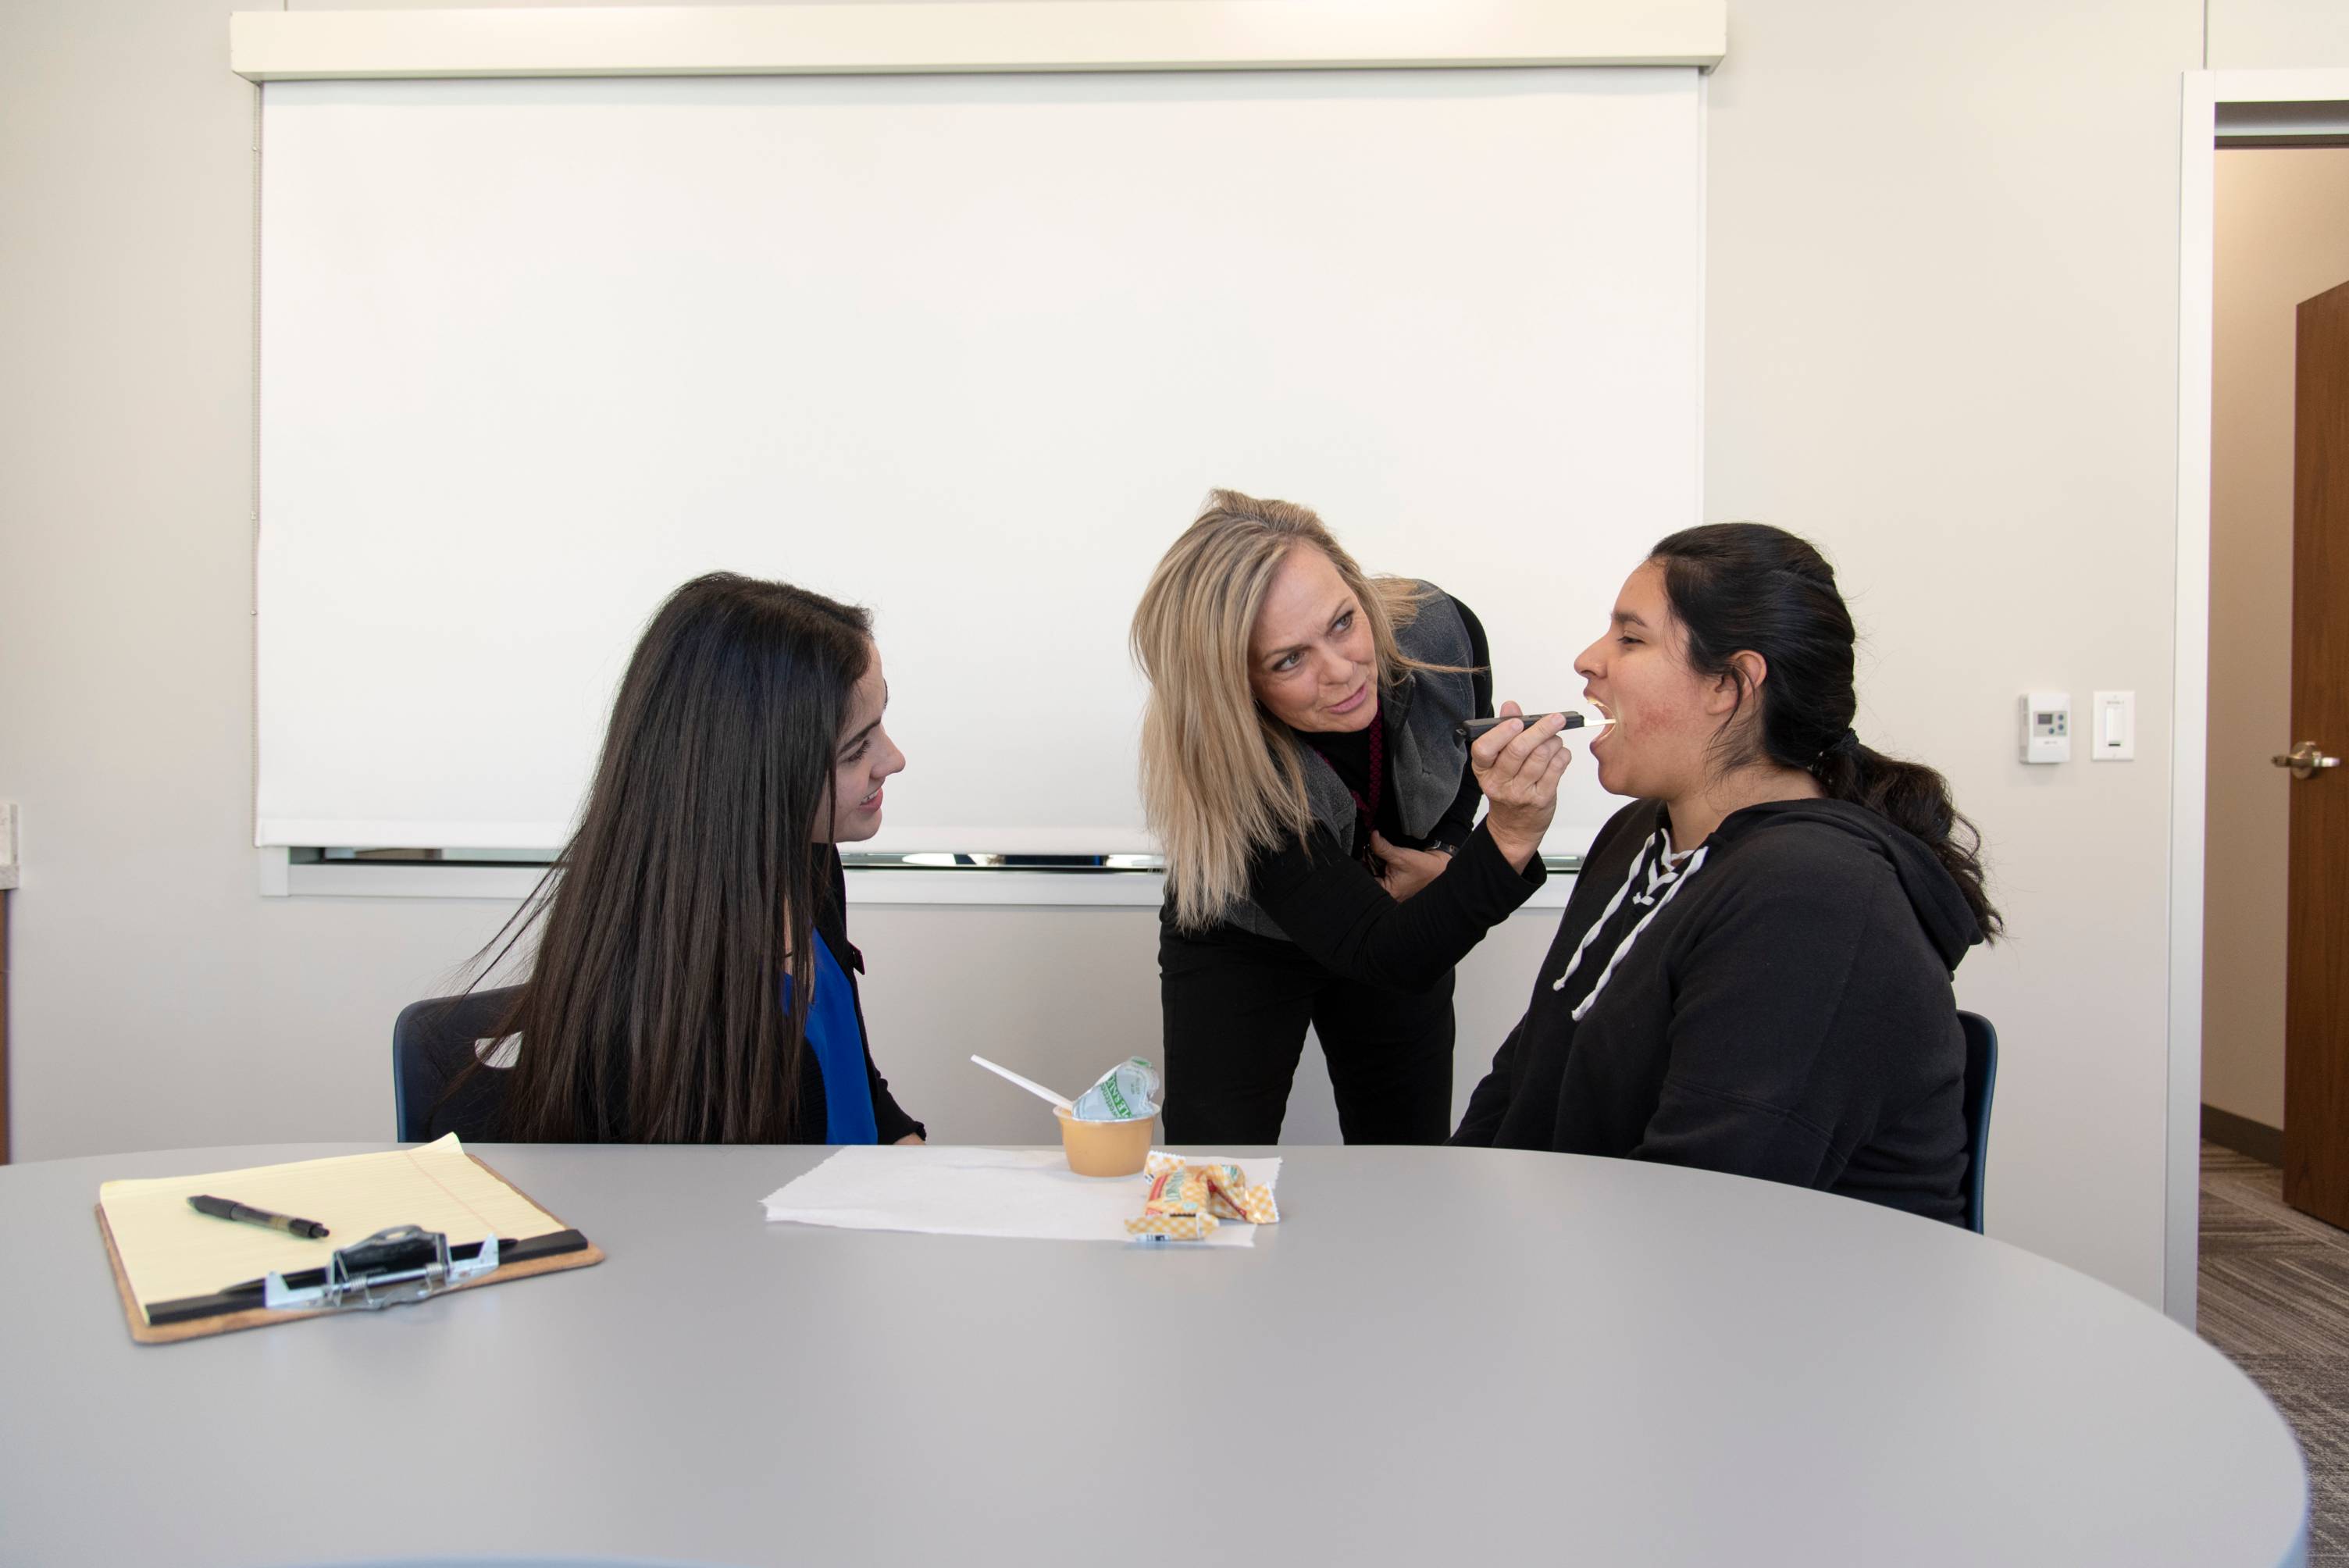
[780,930,879,1145]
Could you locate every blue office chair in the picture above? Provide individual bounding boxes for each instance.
[392,985,523,1141]
[1956,1010,1999,1235]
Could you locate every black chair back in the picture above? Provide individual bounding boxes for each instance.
[1956,1010,1998,1235]
[392,985,523,1141]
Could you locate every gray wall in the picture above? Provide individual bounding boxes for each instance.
[7,0,2348,1308]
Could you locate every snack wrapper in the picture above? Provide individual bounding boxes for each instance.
[1142,1167,1215,1217]
[1072,1057,1161,1122]
[1130,1153,1280,1242]
[1125,1212,1218,1244]
[1214,1173,1280,1226]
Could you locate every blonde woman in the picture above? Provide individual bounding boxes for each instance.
[1132,490,1572,1143]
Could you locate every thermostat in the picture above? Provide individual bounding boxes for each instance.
[2019,692,2070,764]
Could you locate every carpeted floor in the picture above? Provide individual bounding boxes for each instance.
[2201,1142,2349,1562]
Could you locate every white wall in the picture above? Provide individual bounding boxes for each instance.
[1702,0,2204,1304]
[2203,147,2349,1132]
[2209,0,2349,70]
[10,0,2348,1309]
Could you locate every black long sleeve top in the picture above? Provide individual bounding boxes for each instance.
[1190,598,1541,993]
[1242,818,1548,992]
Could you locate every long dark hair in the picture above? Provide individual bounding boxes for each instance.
[1649,522,2001,939]
[468,572,875,1141]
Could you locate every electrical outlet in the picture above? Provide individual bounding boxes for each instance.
[0,801,16,889]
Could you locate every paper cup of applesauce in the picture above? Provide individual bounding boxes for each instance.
[1054,1104,1157,1178]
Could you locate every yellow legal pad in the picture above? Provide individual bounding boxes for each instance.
[94,1135,601,1343]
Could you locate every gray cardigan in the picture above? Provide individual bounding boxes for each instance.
[1224,584,1481,942]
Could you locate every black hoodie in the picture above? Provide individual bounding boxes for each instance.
[1453,796,1982,1224]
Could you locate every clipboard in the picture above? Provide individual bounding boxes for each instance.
[94,1142,604,1345]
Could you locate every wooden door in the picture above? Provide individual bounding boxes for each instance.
[2283,277,2349,1227]
[0,891,9,1164]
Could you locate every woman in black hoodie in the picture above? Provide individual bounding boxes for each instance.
[1453,524,1998,1223]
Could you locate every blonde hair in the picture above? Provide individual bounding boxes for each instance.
[1132,489,1428,930]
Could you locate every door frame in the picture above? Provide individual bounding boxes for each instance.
[2173,69,2349,1324]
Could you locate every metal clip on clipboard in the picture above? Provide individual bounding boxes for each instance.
[262,1224,502,1313]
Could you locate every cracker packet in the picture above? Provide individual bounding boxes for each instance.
[1142,1164,1217,1217]
[1126,1153,1280,1243]
[1146,1152,1280,1225]
[1125,1211,1218,1244]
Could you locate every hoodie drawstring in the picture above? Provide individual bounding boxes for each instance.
[1570,843,1707,1021]
[1549,828,1712,1023]
[1552,830,1663,994]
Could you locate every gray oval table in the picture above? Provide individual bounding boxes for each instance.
[0,1142,2309,1567]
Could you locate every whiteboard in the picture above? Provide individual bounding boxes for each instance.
[256,69,1702,853]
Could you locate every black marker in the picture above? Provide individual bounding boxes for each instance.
[1454,712,1604,742]
[188,1194,330,1240]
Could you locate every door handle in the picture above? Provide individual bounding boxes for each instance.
[2272,742,2343,780]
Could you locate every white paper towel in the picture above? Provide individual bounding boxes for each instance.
[761,1146,1282,1246]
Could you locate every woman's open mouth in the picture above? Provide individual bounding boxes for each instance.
[858,785,884,809]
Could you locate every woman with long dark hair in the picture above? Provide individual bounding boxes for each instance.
[1453,523,1994,1221]
[437,572,924,1144]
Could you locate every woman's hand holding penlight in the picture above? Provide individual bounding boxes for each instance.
[1473,702,1571,872]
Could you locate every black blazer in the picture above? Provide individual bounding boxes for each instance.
[805,848,926,1145]
[430,848,925,1144]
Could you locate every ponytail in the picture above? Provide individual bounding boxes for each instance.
[1812,739,2001,940]
[1652,524,2002,941]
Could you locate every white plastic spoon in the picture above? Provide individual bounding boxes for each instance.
[969,1054,1075,1112]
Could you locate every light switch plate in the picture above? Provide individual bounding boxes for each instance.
[2091,690,2135,761]
[0,801,17,889]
